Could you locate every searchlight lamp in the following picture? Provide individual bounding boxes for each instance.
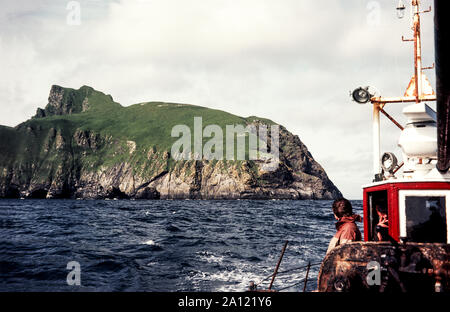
[381,152,398,176]
[351,86,373,104]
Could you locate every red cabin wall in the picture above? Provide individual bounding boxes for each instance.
[363,190,369,241]
[389,186,400,241]
[363,181,450,242]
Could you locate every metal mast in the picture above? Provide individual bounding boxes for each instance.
[370,0,434,178]
[402,0,433,103]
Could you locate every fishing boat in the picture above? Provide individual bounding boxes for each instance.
[247,0,448,293]
[317,0,450,292]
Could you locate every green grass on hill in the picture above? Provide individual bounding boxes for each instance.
[21,86,277,151]
[0,86,278,176]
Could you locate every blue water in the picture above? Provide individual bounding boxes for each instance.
[0,199,363,292]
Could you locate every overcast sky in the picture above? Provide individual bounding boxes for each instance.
[0,0,437,199]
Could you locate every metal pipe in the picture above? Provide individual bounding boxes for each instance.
[393,162,405,174]
[371,94,435,104]
[373,103,381,177]
[303,262,311,292]
[413,0,422,102]
[379,107,405,130]
[268,241,288,290]
[434,0,450,172]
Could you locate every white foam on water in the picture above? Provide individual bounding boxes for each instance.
[186,263,267,292]
[187,251,269,292]
[190,264,317,292]
[146,261,158,267]
[142,239,159,246]
[187,249,320,292]
[197,251,225,265]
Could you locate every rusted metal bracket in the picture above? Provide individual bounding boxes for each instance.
[371,94,436,104]
[419,6,432,14]
[379,107,404,130]
[393,162,404,174]
[402,36,414,42]
[422,63,435,70]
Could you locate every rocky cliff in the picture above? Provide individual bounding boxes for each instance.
[0,85,342,200]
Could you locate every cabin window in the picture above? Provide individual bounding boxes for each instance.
[367,190,388,241]
[399,190,449,243]
[405,196,446,242]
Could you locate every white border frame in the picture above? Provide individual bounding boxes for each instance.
[399,189,450,243]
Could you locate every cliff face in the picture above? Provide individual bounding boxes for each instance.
[0,85,342,200]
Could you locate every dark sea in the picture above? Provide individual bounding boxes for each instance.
[0,199,363,292]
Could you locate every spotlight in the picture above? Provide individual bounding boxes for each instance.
[351,86,373,104]
[381,152,398,175]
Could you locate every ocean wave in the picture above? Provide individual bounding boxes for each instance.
[0,199,361,291]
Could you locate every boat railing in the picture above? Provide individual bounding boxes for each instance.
[249,261,322,292]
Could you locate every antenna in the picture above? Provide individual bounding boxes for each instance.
[401,0,433,103]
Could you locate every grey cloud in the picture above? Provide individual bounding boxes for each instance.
[0,0,436,199]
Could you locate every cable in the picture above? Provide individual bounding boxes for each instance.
[276,278,307,292]
[254,262,322,288]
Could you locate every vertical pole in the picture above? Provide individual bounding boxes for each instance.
[303,262,311,292]
[434,0,450,173]
[373,102,381,177]
[268,241,288,291]
[413,0,422,102]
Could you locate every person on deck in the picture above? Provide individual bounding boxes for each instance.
[326,198,362,254]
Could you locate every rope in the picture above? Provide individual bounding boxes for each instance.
[276,278,307,292]
[254,262,322,287]
[278,262,322,275]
